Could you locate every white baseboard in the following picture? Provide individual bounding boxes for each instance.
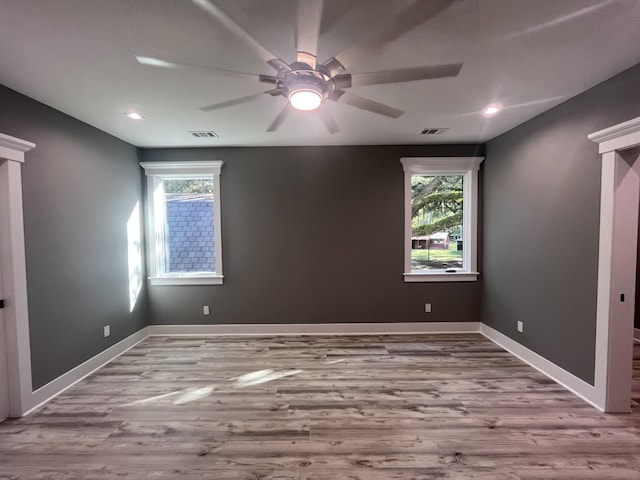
[24,328,149,416]
[20,322,479,415]
[22,321,609,416]
[479,324,603,411]
[635,328,640,341]
[146,321,481,336]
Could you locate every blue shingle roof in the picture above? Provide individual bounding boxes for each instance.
[166,194,215,272]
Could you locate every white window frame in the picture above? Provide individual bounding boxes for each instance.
[140,161,224,286]
[400,157,484,282]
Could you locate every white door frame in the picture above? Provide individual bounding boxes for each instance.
[589,117,640,412]
[0,133,35,417]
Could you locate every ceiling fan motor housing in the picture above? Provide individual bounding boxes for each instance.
[283,70,327,99]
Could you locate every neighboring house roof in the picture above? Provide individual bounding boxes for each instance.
[166,194,215,272]
[411,232,449,240]
[429,232,449,240]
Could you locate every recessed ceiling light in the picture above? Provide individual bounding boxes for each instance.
[125,112,144,120]
[482,103,503,118]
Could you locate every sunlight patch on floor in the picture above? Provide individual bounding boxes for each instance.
[230,368,303,388]
[122,367,306,407]
[173,385,216,405]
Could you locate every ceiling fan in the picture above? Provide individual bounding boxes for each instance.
[136,0,463,134]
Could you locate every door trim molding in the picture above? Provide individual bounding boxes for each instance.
[0,133,35,417]
[589,117,640,412]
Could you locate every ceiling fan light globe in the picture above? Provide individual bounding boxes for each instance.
[289,87,323,111]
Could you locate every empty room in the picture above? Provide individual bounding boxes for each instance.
[1,0,640,478]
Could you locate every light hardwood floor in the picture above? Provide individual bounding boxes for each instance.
[1,334,640,479]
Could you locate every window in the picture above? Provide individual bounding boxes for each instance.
[140,161,224,285]
[400,157,483,282]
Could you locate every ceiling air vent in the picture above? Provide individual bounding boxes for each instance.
[419,128,449,135]
[190,131,218,138]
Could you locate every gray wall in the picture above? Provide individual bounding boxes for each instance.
[482,64,640,384]
[0,86,147,389]
[139,144,483,325]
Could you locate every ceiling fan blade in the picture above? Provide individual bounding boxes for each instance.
[337,92,404,119]
[192,0,280,64]
[334,0,456,70]
[201,91,275,112]
[318,108,340,134]
[349,63,463,87]
[135,56,261,80]
[331,74,352,90]
[296,0,323,68]
[266,104,290,132]
[267,58,293,73]
[319,0,360,34]
[259,74,279,85]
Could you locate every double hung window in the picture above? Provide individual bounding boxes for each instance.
[400,157,483,282]
[140,161,224,285]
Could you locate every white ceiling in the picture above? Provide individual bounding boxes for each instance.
[1,0,639,148]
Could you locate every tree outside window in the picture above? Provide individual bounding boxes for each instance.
[410,174,463,270]
[400,157,482,282]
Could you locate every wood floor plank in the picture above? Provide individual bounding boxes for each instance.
[1,333,639,479]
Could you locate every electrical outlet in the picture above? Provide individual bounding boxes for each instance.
[103,325,110,338]
[517,321,524,333]
[203,305,210,315]
[425,303,432,313]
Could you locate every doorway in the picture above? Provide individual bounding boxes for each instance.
[615,146,640,412]
[589,118,640,413]
[0,133,36,418]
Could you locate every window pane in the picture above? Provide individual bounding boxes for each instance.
[161,178,215,274]
[410,174,463,271]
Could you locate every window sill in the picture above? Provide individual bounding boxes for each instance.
[403,272,479,282]
[149,275,224,286]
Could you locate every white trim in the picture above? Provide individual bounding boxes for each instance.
[593,151,616,410]
[139,161,223,175]
[589,117,640,413]
[601,148,638,412]
[0,134,35,418]
[400,157,484,173]
[213,164,223,278]
[479,324,602,411]
[25,328,148,415]
[635,328,640,341]
[0,133,35,162]
[588,117,640,153]
[150,275,223,286]
[147,322,481,336]
[400,157,484,282]
[403,272,479,282]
